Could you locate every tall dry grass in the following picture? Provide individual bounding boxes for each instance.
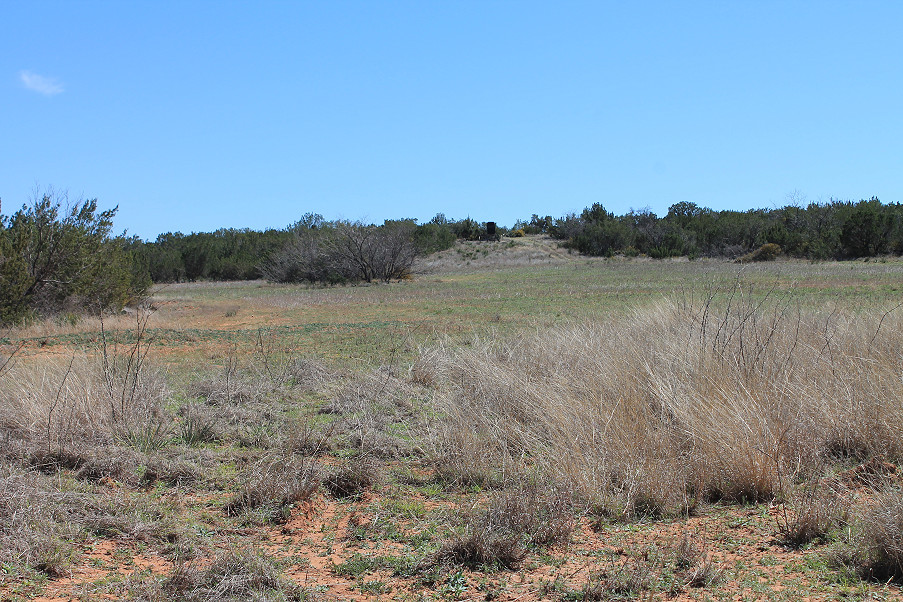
[420,286,903,516]
[0,315,169,457]
[1,355,168,452]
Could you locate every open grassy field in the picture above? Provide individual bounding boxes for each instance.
[3,238,903,601]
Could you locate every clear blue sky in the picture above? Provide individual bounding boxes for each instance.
[3,1,901,241]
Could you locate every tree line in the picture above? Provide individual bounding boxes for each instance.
[3,191,903,326]
[133,213,459,284]
[519,198,903,261]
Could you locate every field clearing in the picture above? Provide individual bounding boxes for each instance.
[3,245,903,601]
[8,249,903,363]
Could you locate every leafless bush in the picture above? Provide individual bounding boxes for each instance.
[329,220,417,283]
[259,226,334,284]
[187,376,263,405]
[262,220,417,284]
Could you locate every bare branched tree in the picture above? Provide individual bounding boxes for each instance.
[262,220,417,284]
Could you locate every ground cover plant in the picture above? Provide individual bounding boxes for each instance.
[2,241,903,601]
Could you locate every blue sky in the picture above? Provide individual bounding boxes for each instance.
[3,1,902,241]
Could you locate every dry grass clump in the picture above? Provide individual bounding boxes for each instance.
[45,446,205,488]
[422,287,903,515]
[478,484,575,547]
[578,533,722,599]
[581,560,654,599]
[425,484,574,571]
[177,403,222,446]
[25,444,143,483]
[840,457,903,490]
[674,532,723,588]
[283,418,334,457]
[776,476,851,547]
[141,454,206,487]
[0,465,183,576]
[280,356,336,392]
[323,365,423,459]
[0,334,187,512]
[187,371,266,405]
[833,487,903,583]
[224,454,320,523]
[324,456,383,498]
[138,548,316,601]
[0,466,80,575]
[0,352,169,453]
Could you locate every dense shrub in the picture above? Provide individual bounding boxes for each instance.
[0,192,150,325]
[546,198,903,260]
[136,228,291,283]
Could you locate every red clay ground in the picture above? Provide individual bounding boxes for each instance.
[9,463,903,602]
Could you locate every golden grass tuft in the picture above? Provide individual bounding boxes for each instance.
[423,290,903,515]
